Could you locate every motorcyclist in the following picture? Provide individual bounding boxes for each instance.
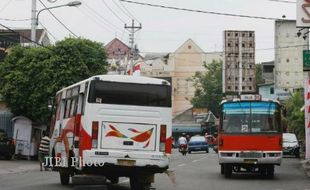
[178,133,188,155]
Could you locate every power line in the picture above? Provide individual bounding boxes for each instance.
[38,21,58,42]
[101,0,127,24]
[38,0,78,37]
[0,18,30,21]
[115,0,140,23]
[267,0,296,3]
[80,0,125,33]
[0,0,12,13]
[119,0,286,20]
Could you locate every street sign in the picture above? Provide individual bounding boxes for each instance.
[304,50,310,71]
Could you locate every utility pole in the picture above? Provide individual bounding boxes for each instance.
[31,0,37,46]
[125,19,142,74]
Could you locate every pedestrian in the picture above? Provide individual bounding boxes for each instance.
[39,132,50,171]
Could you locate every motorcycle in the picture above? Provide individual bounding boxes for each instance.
[179,144,188,156]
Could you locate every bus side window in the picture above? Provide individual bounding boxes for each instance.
[69,97,78,117]
[64,99,72,118]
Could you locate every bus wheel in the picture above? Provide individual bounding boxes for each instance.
[224,164,232,178]
[59,170,70,185]
[266,165,274,179]
[220,164,224,175]
[130,177,151,190]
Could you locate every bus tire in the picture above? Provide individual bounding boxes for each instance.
[266,165,274,179]
[59,170,70,185]
[224,164,232,178]
[220,164,224,175]
[130,177,151,190]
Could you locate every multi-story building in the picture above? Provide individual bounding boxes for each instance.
[261,61,275,84]
[274,20,308,92]
[223,30,256,94]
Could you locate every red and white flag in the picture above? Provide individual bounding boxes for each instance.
[133,63,141,76]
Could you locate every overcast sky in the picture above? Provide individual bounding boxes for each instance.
[0,0,297,62]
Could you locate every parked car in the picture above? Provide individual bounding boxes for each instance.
[283,133,300,158]
[0,129,15,160]
[188,136,209,154]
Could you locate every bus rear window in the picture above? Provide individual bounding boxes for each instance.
[88,80,171,107]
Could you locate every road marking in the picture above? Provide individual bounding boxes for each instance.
[192,160,198,163]
[177,163,185,167]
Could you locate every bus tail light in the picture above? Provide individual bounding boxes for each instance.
[159,125,166,152]
[92,121,99,148]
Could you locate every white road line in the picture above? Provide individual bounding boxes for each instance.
[177,163,185,167]
[192,160,198,163]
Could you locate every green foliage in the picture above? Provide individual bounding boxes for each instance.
[190,60,223,116]
[284,91,305,140]
[0,38,108,125]
[255,63,264,85]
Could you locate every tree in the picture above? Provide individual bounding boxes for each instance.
[190,60,223,116]
[0,38,108,125]
[255,63,264,85]
[284,91,305,141]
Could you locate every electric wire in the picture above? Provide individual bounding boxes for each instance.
[101,0,127,24]
[267,0,296,3]
[114,0,140,23]
[38,0,78,37]
[0,0,12,13]
[80,0,125,33]
[77,8,116,34]
[0,18,30,21]
[38,21,58,42]
[119,0,287,20]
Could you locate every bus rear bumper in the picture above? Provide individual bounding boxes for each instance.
[81,149,169,171]
[218,151,282,165]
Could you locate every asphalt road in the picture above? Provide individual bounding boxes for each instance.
[0,149,310,190]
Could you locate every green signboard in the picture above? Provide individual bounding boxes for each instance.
[304,50,310,71]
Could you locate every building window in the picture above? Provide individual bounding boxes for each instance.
[249,65,252,68]
[242,86,245,90]
[188,45,192,49]
[235,86,238,90]
[270,87,274,94]
[286,58,289,63]
[249,33,253,37]
[227,33,230,37]
[235,65,238,68]
[235,43,239,47]
[228,43,231,47]
[242,33,245,37]
[228,86,231,90]
[228,77,231,81]
[249,77,252,81]
[235,33,238,37]
[242,43,245,47]
[242,77,245,81]
[249,43,252,47]
[235,77,238,81]
[249,86,252,90]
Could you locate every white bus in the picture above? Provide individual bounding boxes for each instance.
[49,75,172,189]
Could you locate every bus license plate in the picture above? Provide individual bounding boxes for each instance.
[243,159,258,164]
[117,159,136,166]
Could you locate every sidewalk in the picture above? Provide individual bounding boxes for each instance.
[0,160,38,175]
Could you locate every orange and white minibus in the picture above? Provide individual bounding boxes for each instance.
[49,75,172,189]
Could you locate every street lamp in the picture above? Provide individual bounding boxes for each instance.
[31,0,82,45]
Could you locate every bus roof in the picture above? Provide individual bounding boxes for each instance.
[220,98,281,105]
[56,75,171,94]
